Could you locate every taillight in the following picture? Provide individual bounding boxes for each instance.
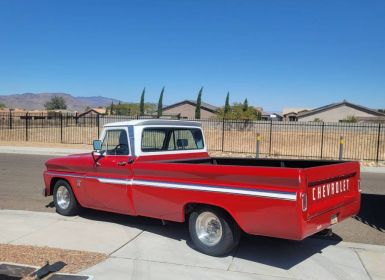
[358,179,362,193]
[301,193,307,212]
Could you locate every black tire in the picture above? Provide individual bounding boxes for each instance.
[189,207,241,256]
[53,180,80,216]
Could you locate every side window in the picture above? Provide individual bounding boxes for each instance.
[101,130,129,155]
[141,129,167,152]
[173,129,204,150]
[141,128,204,152]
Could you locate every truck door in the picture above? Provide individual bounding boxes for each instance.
[82,128,135,215]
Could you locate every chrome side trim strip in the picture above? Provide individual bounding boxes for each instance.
[133,180,296,201]
[98,178,131,185]
[46,172,130,186]
[46,172,297,201]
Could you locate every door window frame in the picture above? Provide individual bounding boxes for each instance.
[100,127,131,157]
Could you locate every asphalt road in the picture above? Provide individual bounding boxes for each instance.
[0,153,384,245]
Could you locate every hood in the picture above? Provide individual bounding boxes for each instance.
[45,153,95,173]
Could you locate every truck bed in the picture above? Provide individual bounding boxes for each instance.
[133,155,360,240]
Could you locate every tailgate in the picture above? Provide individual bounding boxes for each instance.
[304,161,360,220]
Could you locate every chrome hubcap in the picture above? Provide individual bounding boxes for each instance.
[195,212,223,246]
[56,186,70,209]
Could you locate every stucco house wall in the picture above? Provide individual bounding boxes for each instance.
[298,105,377,122]
[163,103,217,119]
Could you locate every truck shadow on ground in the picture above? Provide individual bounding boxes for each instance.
[77,208,341,270]
[354,193,385,232]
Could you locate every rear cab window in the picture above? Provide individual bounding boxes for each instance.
[141,127,204,152]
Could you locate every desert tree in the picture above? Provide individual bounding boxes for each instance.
[44,96,67,110]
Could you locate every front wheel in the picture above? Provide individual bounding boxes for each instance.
[189,207,241,256]
[53,180,80,216]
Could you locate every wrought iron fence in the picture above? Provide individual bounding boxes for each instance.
[0,112,384,161]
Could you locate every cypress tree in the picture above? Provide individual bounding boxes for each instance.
[140,87,145,116]
[110,101,114,115]
[224,92,230,115]
[195,87,203,119]
[116,101,121,115]
[243,98,248,112]
[157,87,164,118]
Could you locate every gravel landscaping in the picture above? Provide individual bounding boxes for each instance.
[0,244,106,276]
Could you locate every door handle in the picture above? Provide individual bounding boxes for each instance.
[117,161,127,166]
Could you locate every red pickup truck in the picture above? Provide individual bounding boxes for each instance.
[43,120,361,256]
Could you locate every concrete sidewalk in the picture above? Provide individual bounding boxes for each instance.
[0,210,384,280]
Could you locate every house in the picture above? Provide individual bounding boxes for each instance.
[162,100,218,119]
[297,101,385,122]
[261,112,283,121]
[77,108,106,118]
[283,111,299,122]
[282,108,312,121]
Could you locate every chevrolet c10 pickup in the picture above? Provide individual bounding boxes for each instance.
[43,119,361,256]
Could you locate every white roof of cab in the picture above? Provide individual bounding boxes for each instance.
[104,119,202,128]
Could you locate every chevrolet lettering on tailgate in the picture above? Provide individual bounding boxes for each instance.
[311,178,350,201]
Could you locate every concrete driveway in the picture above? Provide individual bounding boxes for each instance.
[1,210,384,280]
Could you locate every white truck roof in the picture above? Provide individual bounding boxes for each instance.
[104,119,202,128]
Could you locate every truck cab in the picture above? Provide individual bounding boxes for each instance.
[95,119,207,158]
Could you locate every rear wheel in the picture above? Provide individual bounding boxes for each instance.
[53,180,80,216]
[189,207,241,256]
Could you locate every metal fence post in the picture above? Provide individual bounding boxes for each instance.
[256,133,261,158]
[96,114,100,138]
[221,118,225,152]
[376,123,381,163]
[339,135,344,160]
[320,122,325,159]
[25,112,29,141]
[60,113,63,143]
[9,110,12,129]
[268,120,272,155]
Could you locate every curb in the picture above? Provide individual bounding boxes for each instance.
[361,166,385,174]
[0,146,89,156]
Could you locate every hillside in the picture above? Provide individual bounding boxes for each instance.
[0,93,121,111]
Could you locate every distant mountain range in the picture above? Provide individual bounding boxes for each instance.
[0,93,121,111]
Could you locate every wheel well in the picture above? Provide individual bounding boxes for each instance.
[184,203,235,223]
[50,177,70,195]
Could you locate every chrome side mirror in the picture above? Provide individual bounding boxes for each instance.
[93,140,102,151]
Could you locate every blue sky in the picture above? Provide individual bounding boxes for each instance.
[0,0,384,111]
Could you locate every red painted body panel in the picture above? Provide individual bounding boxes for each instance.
[43,151,361,240]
